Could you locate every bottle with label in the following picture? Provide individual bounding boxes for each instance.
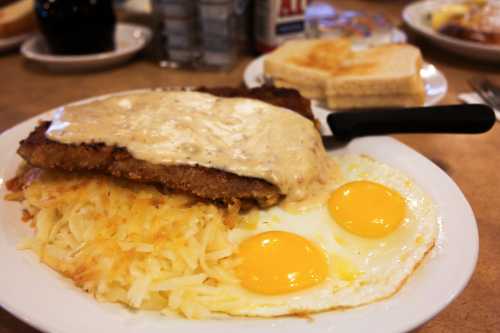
[254,0,307,53]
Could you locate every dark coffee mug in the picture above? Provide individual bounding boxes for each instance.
[35,0,116,55]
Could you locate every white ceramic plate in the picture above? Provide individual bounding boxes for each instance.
[0,33,32,53]
[0,91,477,333]
[20,23,152,71]
[403,0,500,62]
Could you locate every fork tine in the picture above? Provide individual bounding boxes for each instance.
[482,78,500,96]
[480,81,500,110]
[468,78,500,110]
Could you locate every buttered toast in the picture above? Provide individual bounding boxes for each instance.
[264,39,425,109]
[264,39,352,99]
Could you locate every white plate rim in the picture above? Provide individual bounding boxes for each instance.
[0,91,478,333]
[402,0,500,53]
[20,23,152,64]
[243,55,448,110]
[0,32,33,52]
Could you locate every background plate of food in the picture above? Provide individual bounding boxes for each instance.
[0,89,476,333]
[403,0,500,62]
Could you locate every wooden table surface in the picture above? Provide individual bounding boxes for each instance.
[1,1,499,332]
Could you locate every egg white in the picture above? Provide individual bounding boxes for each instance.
[221,154,438,317]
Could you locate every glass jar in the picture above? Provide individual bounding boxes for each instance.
[35,0,116,55]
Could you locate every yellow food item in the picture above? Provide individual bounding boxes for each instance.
[236,231,328,295]
[431,4,469,31]
[328,181,406,238]
[19,171,242,319]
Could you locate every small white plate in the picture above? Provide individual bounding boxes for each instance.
[403,0,500,62]
[20,23,152,71]
[244,55,448,133]
[0,91,478,333]
[0,33,32,53]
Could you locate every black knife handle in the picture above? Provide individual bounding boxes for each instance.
[327,104,496,141]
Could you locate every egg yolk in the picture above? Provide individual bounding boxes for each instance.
[236,231,328,295]
[328,181,406,238]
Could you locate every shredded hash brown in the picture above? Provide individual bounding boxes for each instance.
[9,169,262,319]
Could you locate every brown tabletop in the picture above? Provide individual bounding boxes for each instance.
[1,1,499,332]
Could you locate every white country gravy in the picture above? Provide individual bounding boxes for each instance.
[46,91,333,202]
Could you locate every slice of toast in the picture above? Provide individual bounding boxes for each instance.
[326,44,425,97]
[0,0,35,38]
[326,93,425,110]
[264,39,425,109]
[264,38,353,98]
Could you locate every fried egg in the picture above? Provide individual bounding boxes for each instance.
[223,154,438,317]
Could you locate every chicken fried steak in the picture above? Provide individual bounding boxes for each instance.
[17,87,313,208]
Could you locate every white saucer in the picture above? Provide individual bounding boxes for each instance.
[0,33,33,53]
[20,23,152,71]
